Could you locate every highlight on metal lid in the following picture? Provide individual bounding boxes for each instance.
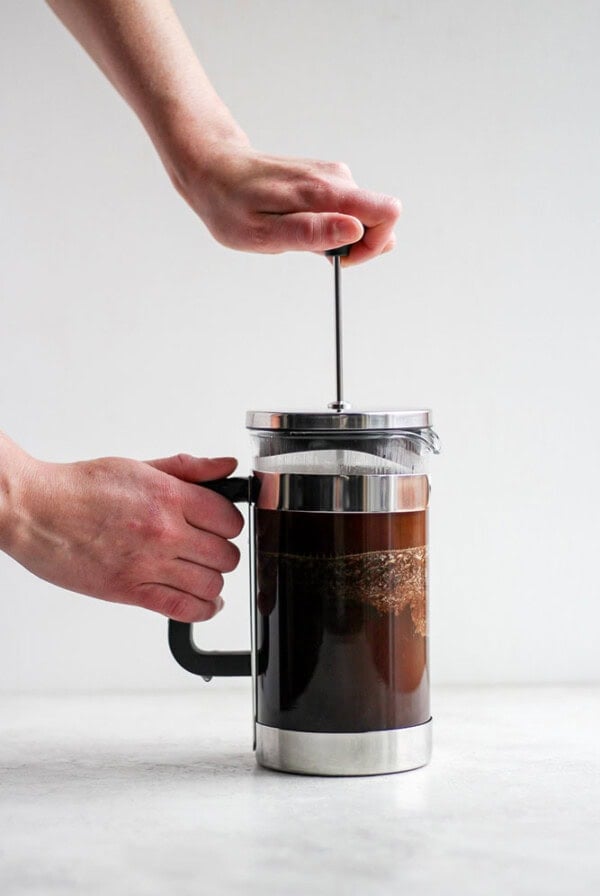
[245,409,434,432]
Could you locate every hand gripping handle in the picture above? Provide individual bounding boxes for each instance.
[168,477,254,681]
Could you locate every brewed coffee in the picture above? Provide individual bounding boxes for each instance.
[256,509,428,733]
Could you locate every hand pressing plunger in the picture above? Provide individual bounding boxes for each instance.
[0,0,401,622]
[45,0,400,264]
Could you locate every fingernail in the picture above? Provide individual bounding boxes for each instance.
[334,219,362,242]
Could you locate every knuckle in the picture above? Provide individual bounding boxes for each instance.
[296,215,318,247]
[153,512,176,542]
[333,160,352,178]
[248,219,274,251]
[222,542,241,573]
[382,195,402,220]
[172,453,193,474]
[189,602,217,623]
[298,176,334,208]
[130,510,171,542]
[229,509,245,538]
[202,569,224,601]
[138,586,193,622]
[161,593,194,621]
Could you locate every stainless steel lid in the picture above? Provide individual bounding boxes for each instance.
[246,409,432,432]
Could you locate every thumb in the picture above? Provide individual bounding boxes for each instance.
[270,212,363,252]
[146,454,238,483]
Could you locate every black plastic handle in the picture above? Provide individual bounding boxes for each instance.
[168,476,253,681]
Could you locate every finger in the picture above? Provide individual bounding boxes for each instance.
[335,190,401,266]
[146,454,238,483]
[342,227,397,266]
[264,212,363,253]
[164,560,224,603]
[131,583,224,623]
[282,182,400,264]
[288,176,400,226]
[179,528,241,573]
[317,229,396,264]
[182,483,244,539]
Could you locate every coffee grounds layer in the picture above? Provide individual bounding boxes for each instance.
[259,547,427,635]
[256,509,429,734]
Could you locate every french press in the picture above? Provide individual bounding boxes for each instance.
[168,247,440,776]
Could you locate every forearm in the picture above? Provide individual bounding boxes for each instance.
[45,0,247,177]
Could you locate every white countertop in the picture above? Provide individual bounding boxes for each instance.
[1,686,599,896]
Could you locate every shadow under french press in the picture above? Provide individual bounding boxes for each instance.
[1,747,259,795]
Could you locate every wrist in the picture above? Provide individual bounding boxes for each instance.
[0,434,36,556]
[152,93,250,203]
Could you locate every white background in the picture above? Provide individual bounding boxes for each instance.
[1,0,598,691]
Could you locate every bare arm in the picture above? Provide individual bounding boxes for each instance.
[46,0,401,264]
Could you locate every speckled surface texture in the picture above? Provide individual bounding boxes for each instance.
[1,686,599,895]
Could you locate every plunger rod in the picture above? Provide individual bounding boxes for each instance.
[325,244,351,411]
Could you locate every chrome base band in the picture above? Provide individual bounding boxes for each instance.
[255,719,432,777]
